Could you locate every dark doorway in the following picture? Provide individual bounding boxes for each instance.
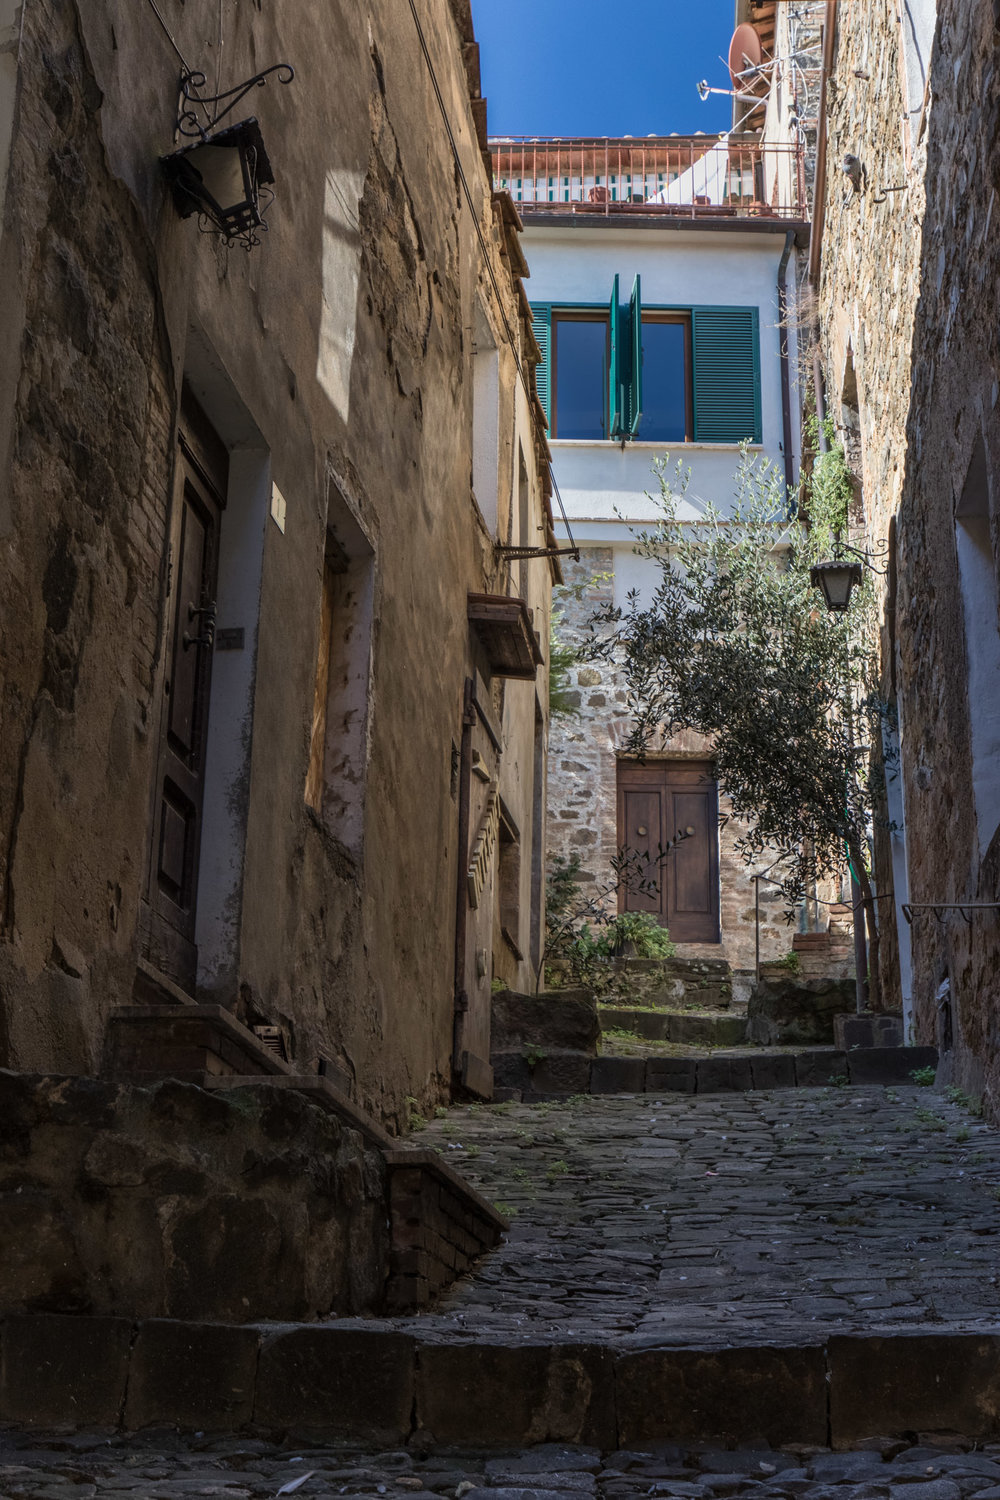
[144,389,227,990]
[616,759,720,943]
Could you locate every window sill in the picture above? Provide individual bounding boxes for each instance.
[549,439,765,452]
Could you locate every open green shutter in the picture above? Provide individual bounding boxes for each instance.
[608,274,622,438]
[628,274,643,436]
[530,302,552,425]
[691,306,761,443]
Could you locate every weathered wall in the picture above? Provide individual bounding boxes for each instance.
[0,1070,387,1321]
[547,552,793,974]
[0,0,550,1126]
[816,0,1000,1102]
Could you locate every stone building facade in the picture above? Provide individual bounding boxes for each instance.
[491,132,811,972]
[0,0,554,1125]
[814,0,1000,1104]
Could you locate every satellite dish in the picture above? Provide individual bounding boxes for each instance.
[728,23,763,88]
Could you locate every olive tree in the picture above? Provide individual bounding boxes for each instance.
[586,446,885,1005]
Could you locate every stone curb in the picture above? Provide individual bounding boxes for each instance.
[496,1045,939,1101]
[2,1315,998,1447]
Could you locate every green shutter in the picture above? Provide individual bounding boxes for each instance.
[628,273,643,437]
[530,302,551,425]
[608,274,622,438]
[691,306,761,443]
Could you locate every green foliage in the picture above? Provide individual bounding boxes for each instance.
[945,1084,984,1116]
[601,910,676,958]
[769,950,802,974]
[548,618,580,718]
[910,1066,937,1086]
[544,853,675,991]
[523,1043,548,1069]
[805,416,855,555]
[585,445,883,932]
[828,1073,849,1087]
[545,1159,569,1180]
[405,1096,426,1131]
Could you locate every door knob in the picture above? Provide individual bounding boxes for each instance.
[637,825,648,836]
[183,599,217,651]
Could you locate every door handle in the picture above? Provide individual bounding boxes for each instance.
[183,599,217,651]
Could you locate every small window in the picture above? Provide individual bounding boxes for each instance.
[640,315,691,443]
[551,313,609,439]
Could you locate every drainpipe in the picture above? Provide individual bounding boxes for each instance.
[813,365,870,1014]
[452,677,476,1078]
[777,229,796,507]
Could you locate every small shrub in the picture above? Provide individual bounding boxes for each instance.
[770,950,802,975]
[910,1066,936,1086]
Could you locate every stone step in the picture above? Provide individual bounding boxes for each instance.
[600,1005,748,1047]
[6,1309,999,1448]
[492,1043,938,1101]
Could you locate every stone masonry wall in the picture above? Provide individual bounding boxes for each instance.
[0,1070,388,1322]
[547,552,792,974]
[817,0,1000,1107]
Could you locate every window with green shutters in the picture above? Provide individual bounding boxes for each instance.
[530,292,761,445]
[691,306,761,444]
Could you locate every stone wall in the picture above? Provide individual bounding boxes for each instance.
[816,0,1000,1108]
[547,552,794,974]
[0,0,552,1126]
[0,1071,387,1322]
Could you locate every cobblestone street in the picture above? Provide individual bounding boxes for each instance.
[400,1085,1000,1346]
[8,1430,1000,1499]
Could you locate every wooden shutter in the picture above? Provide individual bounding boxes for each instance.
[691,306,761,443]
[530,302,551,424]
[628,273,643,436]
[608,274,622,438]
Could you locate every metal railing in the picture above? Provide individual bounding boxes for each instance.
[490,135,807,222]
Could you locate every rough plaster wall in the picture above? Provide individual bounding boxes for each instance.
[819,0,1000,1105]
[0,0,548,1128]
[546,552,791,973]
[0,0,173,1071]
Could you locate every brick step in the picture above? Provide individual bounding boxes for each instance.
[5,1310,997,1448]
[493,1044,938,1102]
[599,1005,747,1047]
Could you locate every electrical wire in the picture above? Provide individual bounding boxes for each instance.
[142,0,191,72]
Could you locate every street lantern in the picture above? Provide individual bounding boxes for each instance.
[160,65,293,251]
[161,118,274,248]
[809,558,863,612]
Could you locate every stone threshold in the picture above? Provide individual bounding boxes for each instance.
[4,1313,999,1449]
[498,1044,939,1101]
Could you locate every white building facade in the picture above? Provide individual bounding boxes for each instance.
[496,136,810,970]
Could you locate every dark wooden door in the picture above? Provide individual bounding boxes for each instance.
[145,398,226,989]
[617,759,720,943]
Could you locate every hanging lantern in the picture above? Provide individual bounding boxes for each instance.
[160,65,293,251]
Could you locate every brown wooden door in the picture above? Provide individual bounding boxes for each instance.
[617,759,720,943]
[145,398,226,989]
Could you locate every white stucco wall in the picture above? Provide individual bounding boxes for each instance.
[525,222,800,540]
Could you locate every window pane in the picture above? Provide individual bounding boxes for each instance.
[642,321,687,442]
[555,319,607,438]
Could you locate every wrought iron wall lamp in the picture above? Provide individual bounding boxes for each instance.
[160,64,294,250]
[810,532,889,612]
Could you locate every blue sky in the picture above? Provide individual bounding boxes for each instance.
[470,0,736,139]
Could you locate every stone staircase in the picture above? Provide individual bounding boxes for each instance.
[91,971,505,1316]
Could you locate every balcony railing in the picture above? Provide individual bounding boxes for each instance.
[490,135,807,222]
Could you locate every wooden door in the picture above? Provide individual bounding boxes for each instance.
[617,759,720,943]
[145,396,226,989]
